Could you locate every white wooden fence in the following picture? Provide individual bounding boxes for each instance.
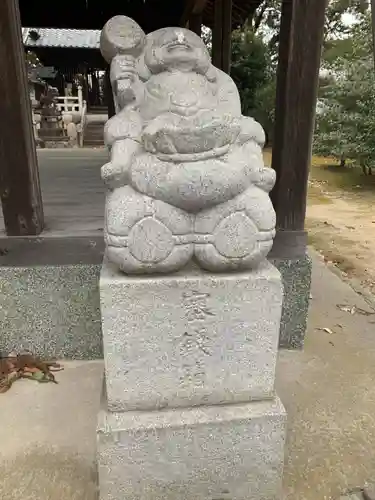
[55,86,83,114]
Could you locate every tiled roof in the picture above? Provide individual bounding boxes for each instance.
[22,27,101,49]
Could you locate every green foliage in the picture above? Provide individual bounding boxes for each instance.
[314,14,375,169]
[315,60,375,167]
[230,28,270,116]
[205,0,371,150]
[202,25,275,140]
[250,0,281,34]
[251,76,277,143]
[25,50,44,83]
[233,0,369,145]
[323,37,356,64]
[324,0,368,38]
[247,0,369,54]
[323,9,372,65]
[25,50,42,71]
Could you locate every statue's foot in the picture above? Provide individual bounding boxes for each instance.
[194,186,276,272]
[105,186,194,274]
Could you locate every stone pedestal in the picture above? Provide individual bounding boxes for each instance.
[97,16,287,499]
[100,259,283,411]
[97,259,287,500]
[97,396,286,500]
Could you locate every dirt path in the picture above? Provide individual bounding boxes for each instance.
[263,150,375,296]
[306,177,375,296]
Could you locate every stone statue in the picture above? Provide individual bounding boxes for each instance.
[100,16,276,274]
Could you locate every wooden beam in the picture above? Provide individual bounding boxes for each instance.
[212,0,223,69]
[212,0,233,74]
[0,0,44,235]
[181,0,208,27]
[192,0,208,14]
[105,66,116,119]
[189,13,203,37]
[271,0,327,235]
[222,0,232,73]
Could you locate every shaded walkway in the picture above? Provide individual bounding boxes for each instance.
[0,149,108,236]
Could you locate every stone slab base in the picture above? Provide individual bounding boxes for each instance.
[0,263,102,359]
[271,254,312,349]
[97,397,286,500]
[0,235,310,358]
[100,259,283,411]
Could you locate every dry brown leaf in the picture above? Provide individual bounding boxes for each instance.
[317,327,334,334]
[0,353,62,393]
[337,304,375,316]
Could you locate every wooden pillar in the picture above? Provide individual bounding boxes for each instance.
[0,0,44,235]
[212,0,223,69]
[181,0,207,34]
[212,0,232,73]
[105,66,116,119]
[91,71,100,106]
[189,13,202,37]
[221,0,232,74]
[83,65,89,110]
[270,0,326,255]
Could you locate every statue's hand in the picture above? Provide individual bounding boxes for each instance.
[102,137,140,189]
[253,167,276,193]
[101,161,128,190]
[116,78,136,108]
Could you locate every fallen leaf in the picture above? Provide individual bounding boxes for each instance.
[23,366,39,374]
[337,304,375,316]
[0,353,62,393]
[337,304,355,314]
[318,327,334,334]
[31,371,45,381]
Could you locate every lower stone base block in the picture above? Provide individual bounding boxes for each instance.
[97,397,286,500]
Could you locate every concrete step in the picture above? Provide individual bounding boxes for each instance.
[41,136,69,143]
[84,135,104,143]
[85,129,104,135]
[89,106,107,114]
[83,140,105,147]
[86,122,105,128]
[83,112,109,147]
[39,129,65,139]
[84,119,104,146]
[85,129,104,136]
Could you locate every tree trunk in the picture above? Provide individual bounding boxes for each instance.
[361,163,368,175]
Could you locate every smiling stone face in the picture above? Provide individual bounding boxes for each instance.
[144,27,211,75]
[140,71,217,121]
[139,69,241,162]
